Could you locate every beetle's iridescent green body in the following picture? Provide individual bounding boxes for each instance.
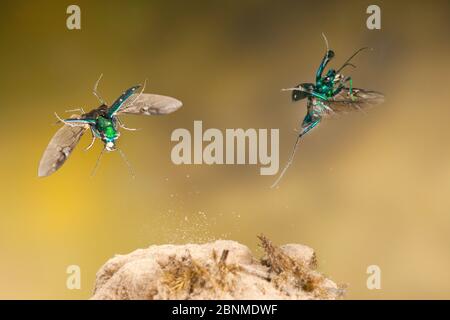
[38,79,183,177]
[272,36,384,188]
[63,85,140,151]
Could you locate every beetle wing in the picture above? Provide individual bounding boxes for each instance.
[324,88,384,115]
[38,121,88,177]
[117,93,183,116]
[107,85,141,117]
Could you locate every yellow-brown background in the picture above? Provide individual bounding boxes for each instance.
[0,0,449,299]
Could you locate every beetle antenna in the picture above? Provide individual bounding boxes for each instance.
[118,148,135,179]
[321,32,329,52]
[341,63,357,70]
[91,147,105,177]
[337,47,371,73]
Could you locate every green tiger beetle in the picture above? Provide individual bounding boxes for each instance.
[271,34,384,188]
[38,75,183,177]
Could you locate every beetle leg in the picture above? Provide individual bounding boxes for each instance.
[348,78,357,101]
[120,124,139,131]
[65,108,86,114]
[118,148,135,179]
[93,73,108,105]
[85,133,96,151]
[91,147,105,177]
[117,117,140,131]
[338,76,356,101]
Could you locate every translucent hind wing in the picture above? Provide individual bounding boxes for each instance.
[38,122,88,177]
[117,93,183,116]
[324,88,384,115]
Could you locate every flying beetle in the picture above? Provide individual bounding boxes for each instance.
[271,34,384,188]
[38,75,183,177]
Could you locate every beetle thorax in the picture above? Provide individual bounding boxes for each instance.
[316,78,334,96]
[95,116,119,142]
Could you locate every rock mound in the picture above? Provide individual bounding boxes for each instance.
[92,235,344,300]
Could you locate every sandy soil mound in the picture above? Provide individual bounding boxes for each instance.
[91,235,344,300]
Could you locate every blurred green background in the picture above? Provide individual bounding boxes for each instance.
[0,0,449,299]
